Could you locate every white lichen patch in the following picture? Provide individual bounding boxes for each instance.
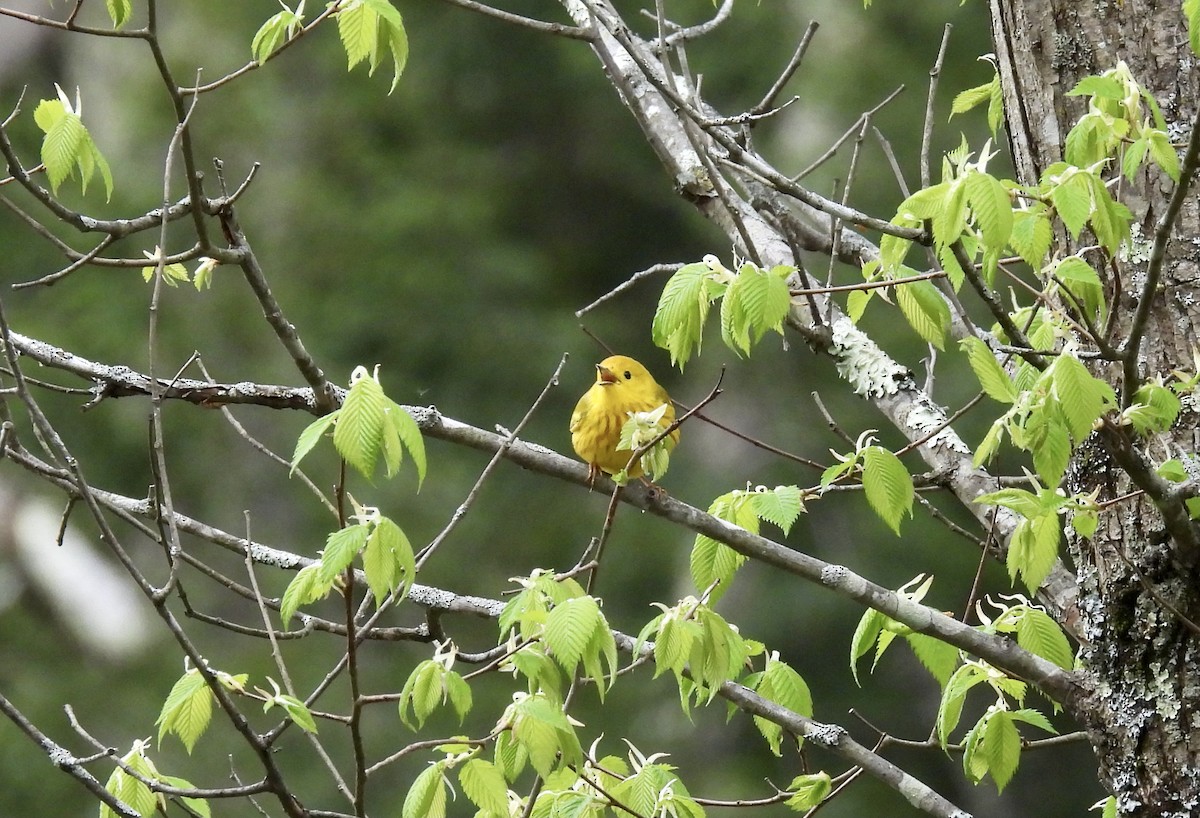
[904,401,971,454]
[830,316,910,397]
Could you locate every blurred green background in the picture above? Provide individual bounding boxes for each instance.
[0,1,1101,816]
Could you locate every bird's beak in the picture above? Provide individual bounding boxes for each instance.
[596,364,618,385]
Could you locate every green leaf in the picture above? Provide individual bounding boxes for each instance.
[653,262,720,369]
[895,278,950,349]
[280,562,333,625]
[1122,136,1150,181]
[382,399,427,485]
[749,485,805,534]
[509,693,582,777]
[277,694,319,733]
[1052,354,1114,442]
[160,776,211,818]
[337,0,375,69]
[1026,412,1071,487]
[937,664,985,745]
[1008,514,1060,594]
[291,411,338,474]
[905,633,959,688]
[785,771,831,811]
[543,595,601,676]
[720,263,791,356]
[37,100,85,192]
[1071,507,1099,540]
[102,746,158,818]
[251,6,304,64]
[862,446,914,535]
[156,669,212,754]
[1015,607,1074,670]
[752,656,813,754]
[1053,256,1105,324]
[1187,0,1200,55]
[1147,129,1181,182]
[1156,459,1189,483]
[849,608,886,685]
[334,366,387,478]
[690,534,746,605]
[1008,206,1052,268]
[981,711,1021,792]
[363,515,415,606]
[402,762,447,818]
[459,759,509,818]
[961,337,1017,403]
[963,170,1014,252]
[950,81,994,117]
[106,0,132,28]
[317,523,370,584]
[398,660,443,729]
[1048,169,1092,239]
[1067,75,1126,99]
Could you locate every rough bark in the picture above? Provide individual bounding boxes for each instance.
[991,2,1200,815]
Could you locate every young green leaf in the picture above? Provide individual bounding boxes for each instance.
[980,710,1021,791]
[1008,206,1052,269]
[862,446,914,535]
[543,595,602,676]
[101,743,159,818]
[280,562,333,625]
[1007,514,1061,594]
[961,337,1017,404]
[156,669,212,754]
[1053,257,1105,324]
[382,399,427,485]
[291,411,338,474]
[752,655,813,755]
[849,607,886,685]
[749,485,805,535]
[1187,0,1200,55]
[334,366,387,478]
[363,515,415,606]
[895,278,950,350]
[460,759,509,818]
[905,632,960,688]
[317,523,370,584]
[653,261,721,368]
[1052,354,1115,442]
[785,772,832,811]
[1015,607,1074,670]
[106,0,132,28]
[159,776,211,818]
[963,170,1014,252]
[402,762,447,818]
[937,664,986,746]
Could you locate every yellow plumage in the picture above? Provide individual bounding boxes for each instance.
[570,355,679,484]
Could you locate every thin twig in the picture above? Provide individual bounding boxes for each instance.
[921,25,953,190]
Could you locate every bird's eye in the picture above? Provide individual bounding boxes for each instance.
[624,371,632,380]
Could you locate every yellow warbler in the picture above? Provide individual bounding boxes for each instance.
[570,354,679,485]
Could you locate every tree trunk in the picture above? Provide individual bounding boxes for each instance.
[991,2,1200,814]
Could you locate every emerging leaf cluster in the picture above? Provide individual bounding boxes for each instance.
[690,485,804,604]
[849,575,958,688]
[33,87,113,200]
[398,642,473,730]
[293,364,427,483]
[281,508,416,622]
[102,740,211,818]
[335,0,409,93]
[652,256,793,368]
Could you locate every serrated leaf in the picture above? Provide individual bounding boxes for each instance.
[849,608,886,685]
[1067,75,1126,99]
[334,368,387,477]
[981,711,1021,792]
[964,171,1014,251]
[1122,136,1150,181]
[1054,256,1105,324]
[905,632,959,688]
[1052,355,1114,442]
[846,288,873,322]
[460,759,509,817]
[1157,458,1189,482]
[862,446,914,535]
[753,657,813,755]
[337,0,375,69]
[961,336,1017,403]
[1009,707,1057,734]
[278,695,319,733]
[1016,607,1073,670]
[362,516,414,606]
[1187,0,1200,55]
[937,664,985,746]
[383,399,427,485]
[1027,412,1071,487]
[1009,207,1052,269]
[785,771,831,811]
[895,278,950,350]
[39,104,85,192]
[402,762,447,818]
[1147,129,1181,182]
[951,82,993,117]
[1008,514,1060,593]
[543,595,600,675]
[690,535,746,604]
[653,262,718,369]
[749,485,805,534]
[317,523,370,584]
[156,669,212,754]
[1049,171,1093,239]
[280,562,332,625]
